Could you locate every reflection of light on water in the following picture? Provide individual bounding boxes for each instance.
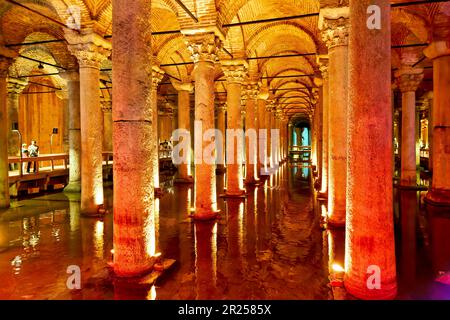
[321,204,327,218]
[239,202,244,256]
[147,285,157,300]
[212,222,218,287]
[332,263,345,273]
[155,198,160,254]
[145,208,156,258]
[11,255,22,275]
[94,221,104,259]
[187,188,192,215]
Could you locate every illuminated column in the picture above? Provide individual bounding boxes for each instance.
[320,8,349,226]
[7,78,27,157]
[318,57,329,196]
[174,82,193,183]
[395,63,423,187]
[257,90,269,175]
[244,82,259,185]
[222,60,247,197]
[101,98,113,152]
[424,41,450,206]
[266,104,273,170]
[216,102,227,174]
[151,66,164,192]
[62,71,82,193]
[66,31,111,215]
[112,0,156,276]
[0,56,13,208]
[345,0,397,299]
[57,90,70,154]
[314,79,324,188]
[185,32,222,219]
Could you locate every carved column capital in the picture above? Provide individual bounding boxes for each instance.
[66,30,111,69]
[395,67,424,93]
[101,99,112,113]
[221,60,248,84]
[7,77,28,94]
[185,32,222,64]
[152,65,165,89]
[244,82,260,100]
[317,55,329,80]
[319,7,350,49]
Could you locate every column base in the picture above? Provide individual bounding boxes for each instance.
[174,177,194,184]
[317,192,328,200]
[64,181,81,193]
[112,256,157,279]
[191,209,220,221]
[344,274,397,300]
[425,188,450,207]
[221,190,247,198]
[327,218,346,228]
[81,207,107,218]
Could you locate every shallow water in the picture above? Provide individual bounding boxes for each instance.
[0,163,448,300]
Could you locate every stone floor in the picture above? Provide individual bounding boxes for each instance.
[0,163,448,300]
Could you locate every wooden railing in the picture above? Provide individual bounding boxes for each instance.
[8,152,114,177]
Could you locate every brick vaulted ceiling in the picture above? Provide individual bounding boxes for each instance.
[0,0,449,119]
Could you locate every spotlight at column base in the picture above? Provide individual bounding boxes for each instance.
[344,275,397,300]
[64,181,81,193]
[81,204,108,218]
[425,188,450,207]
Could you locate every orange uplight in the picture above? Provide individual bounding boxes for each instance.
[332,263,345,273]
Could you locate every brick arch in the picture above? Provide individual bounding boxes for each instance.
[157,35,192,82]
[217,0,319,30]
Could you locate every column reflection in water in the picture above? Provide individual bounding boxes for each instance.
[427,206,450,293]
[398,190,417,292]
[246,187,258,266]
[194,221,218,299]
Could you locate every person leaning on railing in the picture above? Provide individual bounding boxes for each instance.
[21,143,29,173]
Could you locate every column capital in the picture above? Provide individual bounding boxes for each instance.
[424,41,450,60]
[7,77,28,94]
[101,99,112,113]
[172,81,193,93]
[221,60,248,84]
[395,66,424,93]
[55,90,69,100]
[0,47,17,77]
[316,55,329,80]
[65,30,111,69]
[319,7,350,49]
[244,82,260,100]
[152,65,165,88]
[184,32,223,64]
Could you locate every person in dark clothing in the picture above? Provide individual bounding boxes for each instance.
[27,140,39,173]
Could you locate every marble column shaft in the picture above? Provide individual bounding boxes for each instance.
[345,0,397,299]
[112,0,156,276]
[321,12,349,226]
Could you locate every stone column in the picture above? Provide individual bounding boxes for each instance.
[222,60,247,197]
[66,31,111,215]
[151,66,164,192]
[62,71,82,193]
[174,82,193,183]
[244,82,259,185]
[320,8,349,226]
[317,57,329,196]
[7,78,27,157]
[0,56,13,209]
[186,32,222,220]
[266,104,273,170]
[61,92,70,154]
[216,103,227,174]
[112,0,156,277]
[101,98,113,152]
[257,90,269,175]
[395,64,423,186]
[424,41,450,206]
[345,0,397,299]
